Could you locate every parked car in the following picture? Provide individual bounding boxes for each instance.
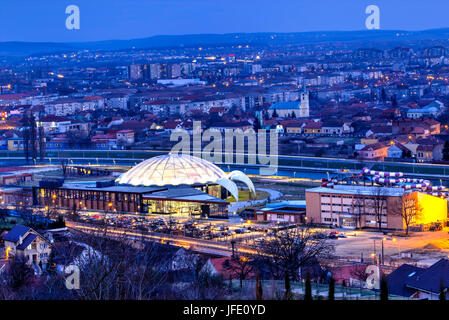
[328,231,339,239]
[313,232,327,239]
[430,222,442,231]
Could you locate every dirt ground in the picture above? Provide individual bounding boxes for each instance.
[332,228,449,267]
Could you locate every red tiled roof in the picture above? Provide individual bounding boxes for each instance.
[0,167,27,173]
[164,121,179,129]
[417,144,434,152]
[303,121,323,129]
[40,115,70,122]
[360,142,389,151]
[209,107,225,113]
[83,96,104,101]
[0,92,37,100]
[92,134,116,141]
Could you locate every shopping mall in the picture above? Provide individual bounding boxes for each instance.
[32,154,256,218]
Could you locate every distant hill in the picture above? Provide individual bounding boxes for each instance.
[4,28,449,56]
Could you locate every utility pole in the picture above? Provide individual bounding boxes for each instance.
[381,238,385,265]
[231,240,236,257]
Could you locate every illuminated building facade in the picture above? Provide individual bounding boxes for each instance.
[32,154,256,218]
[33,183,229,217]
[305,185,448,230]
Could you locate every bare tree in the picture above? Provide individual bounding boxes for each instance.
[21,113,30,163]
[182,268,228,300]
[29,113,37,164]
[67,129,89,149]
[371,187,387,232]
[392,193,423,236]
[254,226,334,294]
[61,225,177,300]
[38,115,46,163]
[349,264,369,289]
[20,111,39,164]
[4,257,34,293]
[352,190,365,229]
[222,255,254,289]
[60,158,69,178]
[0,208,7,226]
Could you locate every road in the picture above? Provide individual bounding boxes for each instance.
[3,149,449,180]
[67,219,449,268]
[66,220,259,257]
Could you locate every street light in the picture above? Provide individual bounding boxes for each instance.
[392,237,401,256]
[371,252,377,264]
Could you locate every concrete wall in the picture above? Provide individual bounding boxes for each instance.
[305,191,321,224]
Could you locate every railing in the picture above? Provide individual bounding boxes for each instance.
[2,149,449,177]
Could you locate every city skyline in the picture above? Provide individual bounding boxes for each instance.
[1,0,449,42]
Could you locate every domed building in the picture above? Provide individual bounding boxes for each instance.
[34,154,256,218]
[116,154,255,202]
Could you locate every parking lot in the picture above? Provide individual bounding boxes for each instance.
[73,211,270,242]
[63,209,449,265]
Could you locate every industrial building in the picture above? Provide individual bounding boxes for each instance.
[305,185,447,230]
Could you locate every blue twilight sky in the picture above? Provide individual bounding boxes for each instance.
[0,0,447,42]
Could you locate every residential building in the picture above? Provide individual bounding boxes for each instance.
[388,259,449,300]
[357,142,390,161]
[2,225,52,270]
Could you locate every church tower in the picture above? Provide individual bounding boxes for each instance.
[299,91,309,118]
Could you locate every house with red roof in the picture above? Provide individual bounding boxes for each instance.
[116,130,135,147]
[38,115,71,133]
[91,133,117,150]
[416,144,435,163]
[357,142,390,160]
[163,120,181,131]
[302,121,323,135]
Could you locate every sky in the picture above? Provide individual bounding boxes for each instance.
[0,0,448,42]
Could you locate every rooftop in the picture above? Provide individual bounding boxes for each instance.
[61,183,166,194]
[306,184,408,197]
[3,225,31,243]
[269,101,300,110]
[143,187,229,204]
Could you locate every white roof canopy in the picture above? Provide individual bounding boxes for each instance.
[116,154,256,202]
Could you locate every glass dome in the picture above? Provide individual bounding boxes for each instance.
[116,154,228,187]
